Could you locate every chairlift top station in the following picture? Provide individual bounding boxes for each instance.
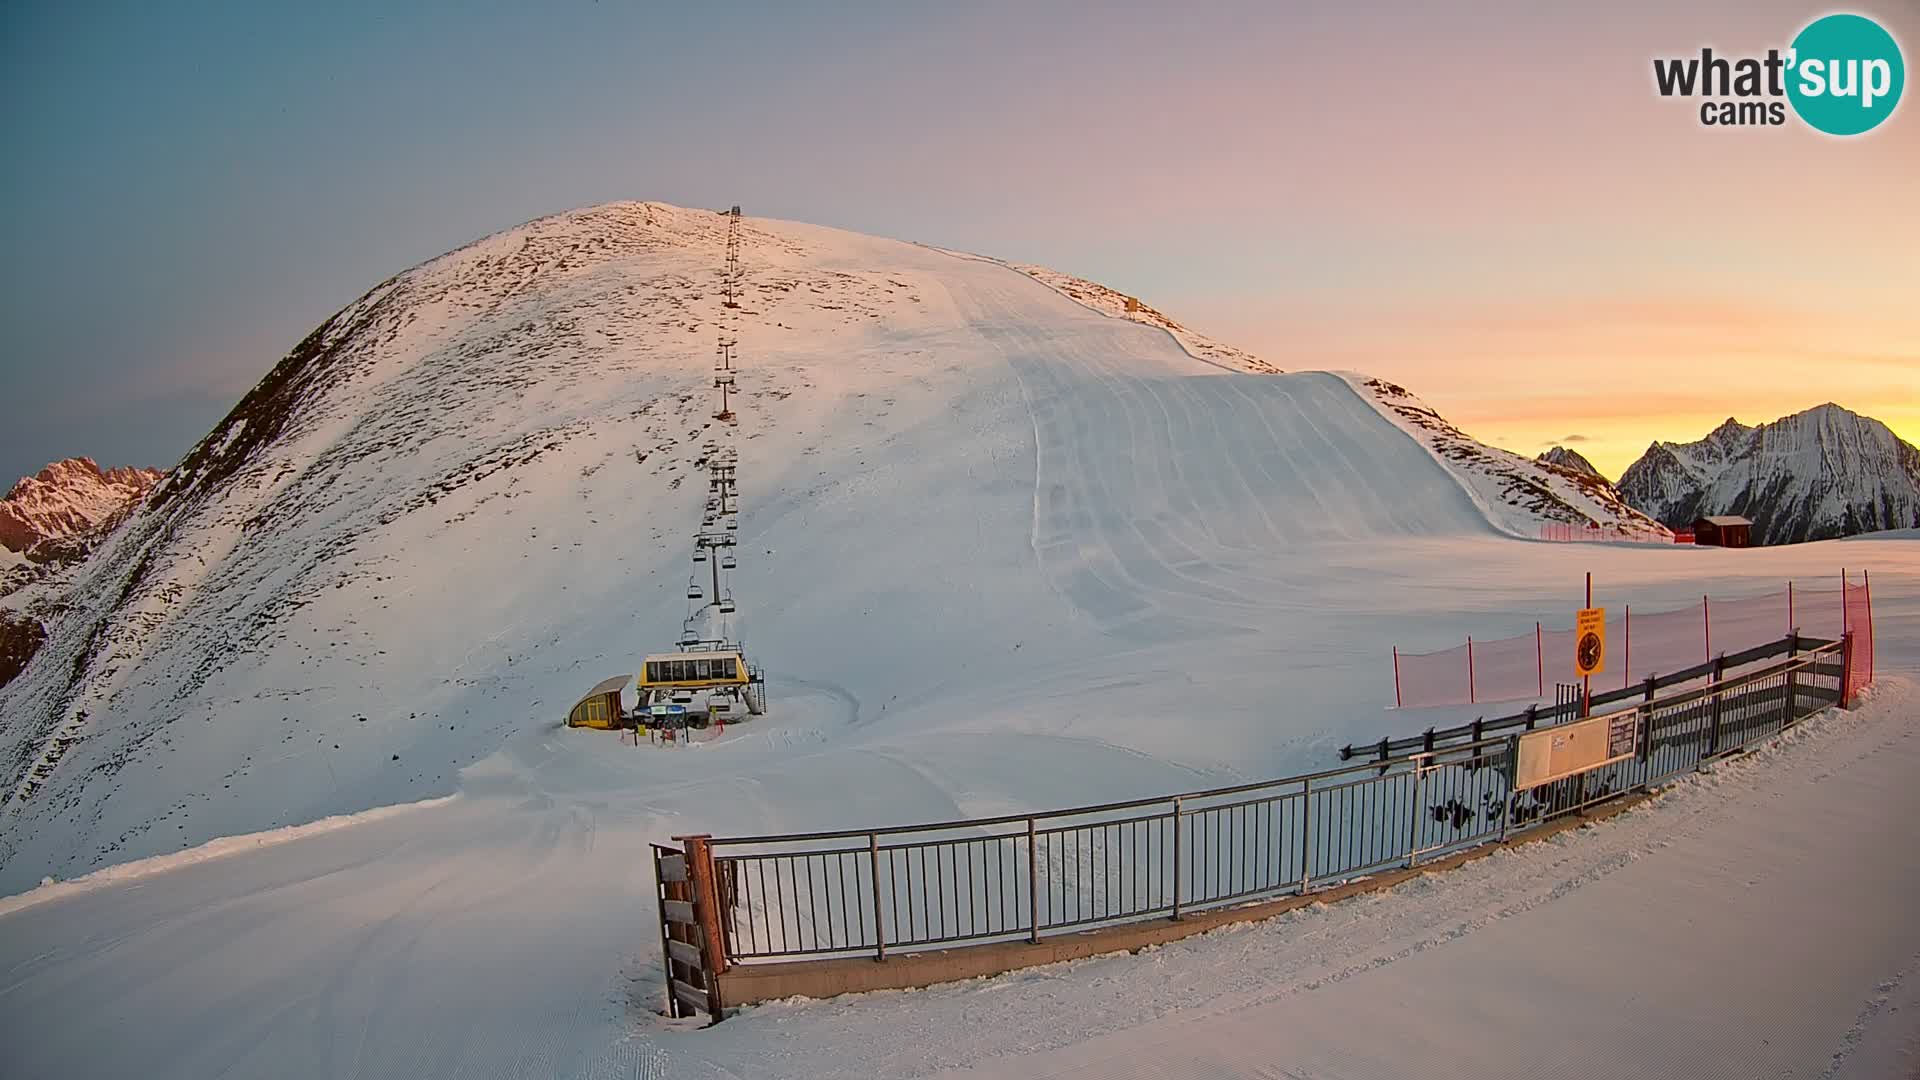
[567,205,766,734]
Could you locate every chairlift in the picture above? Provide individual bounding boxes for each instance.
[677,628,699,647]
[718,594,736,614]
[693,547,708,563]
[720,555,736,570]
[686,581,703,600]
[725,517,739,531]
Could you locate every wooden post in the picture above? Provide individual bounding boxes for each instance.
[1392,646,1402,709]
[652,846,682,1019]
[1467,636,1476,705]
[674,834,728,1019]
[1623,605,1631,690]
[1535,622,1543,697]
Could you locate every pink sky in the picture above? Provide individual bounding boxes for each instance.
[4,1,1914,482]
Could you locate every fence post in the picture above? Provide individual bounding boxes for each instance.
[1784,640,1798,727]
[1499,735,1519,842]
[1864,570,1875,687]
[1026,817,1040,943]
[1392,647,1402,709]
[1525,704,1537,731]
[1298,778,1312,893]
[1703,595,1712,664]
[1623,605,1631,690]
[869,832,886,961]
[1535,622,1543,697]
[675,834,728,1019]
[1840,632,1854,709]
[1170,797,1184,920]
[1706,656,1725,756]
[1788,581,1795,636]
[1407,761,1426,867]
[1467,636,1476,704]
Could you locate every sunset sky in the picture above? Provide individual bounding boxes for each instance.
[3,0,1915,482]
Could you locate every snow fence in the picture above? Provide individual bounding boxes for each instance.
[1391,573,1874,709]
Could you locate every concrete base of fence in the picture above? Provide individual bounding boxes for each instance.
[718,792,1656,1007]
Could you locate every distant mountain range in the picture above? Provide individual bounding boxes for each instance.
[0,458,162,557]
[1618,404,1920,545]
[1536,445,1602,478]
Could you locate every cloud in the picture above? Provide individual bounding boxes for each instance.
[1562,434,1591,443]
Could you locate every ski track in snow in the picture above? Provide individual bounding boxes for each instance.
[0,203,1914,1078]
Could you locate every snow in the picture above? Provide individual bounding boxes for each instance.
[1346,374,1672,541]
[1619,405,1920,545]
[0,202,1914,1078]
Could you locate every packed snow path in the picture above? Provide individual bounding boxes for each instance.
[1,681,1912,1079]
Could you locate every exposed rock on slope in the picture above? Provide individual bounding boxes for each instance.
[1349,378,1670,539]
[1537,445,1602,479]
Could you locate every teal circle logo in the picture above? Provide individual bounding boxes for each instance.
[1787,14,1905,135]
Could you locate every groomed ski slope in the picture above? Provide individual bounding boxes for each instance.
[1,206,1503,889]
[1,205,1915,1078]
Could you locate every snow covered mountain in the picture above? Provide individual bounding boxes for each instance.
[1353,379,1670,540]
[1537,445,1602,479]
[0,458,162,555]
[1618,405,1920,545]
[0,201,1671,889]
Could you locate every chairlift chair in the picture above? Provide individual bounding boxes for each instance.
[721,555,737,570]
[725,517,739,531]
[677,628,699,647]
[686,581,703,600]
[718,594,736,614]
[693,548,707,563]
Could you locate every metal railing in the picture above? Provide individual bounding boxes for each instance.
[1347,632,1827,763]
[693,638,1848,967]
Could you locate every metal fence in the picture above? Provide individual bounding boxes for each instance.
[690,637,1850,968]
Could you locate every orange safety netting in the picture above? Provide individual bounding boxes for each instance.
[1844,572,1875,702]
[1392,576,1870,708]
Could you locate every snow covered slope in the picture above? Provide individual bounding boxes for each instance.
[1619,405,1920,545]
[0,201,1535,889]
[0,458,162,554]
[1348,376,1671,540]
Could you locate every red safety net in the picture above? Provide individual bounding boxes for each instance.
[1538,523,1672,544]
[1844,573,1875,700]
[1391,578,1867,708]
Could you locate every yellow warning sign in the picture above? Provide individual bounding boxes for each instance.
[1575,607,1606,677]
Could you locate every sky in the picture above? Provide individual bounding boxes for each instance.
[2,0,1915,483]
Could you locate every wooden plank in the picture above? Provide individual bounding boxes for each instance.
[673,978,712,1014]
[664,899,698,925]
[666,938,706,970]
[657,854,689,883]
